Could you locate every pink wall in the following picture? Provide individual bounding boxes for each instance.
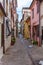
[30,1,39,40]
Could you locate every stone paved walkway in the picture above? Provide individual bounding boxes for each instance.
[0,38,32,65]
[21,38,43,65]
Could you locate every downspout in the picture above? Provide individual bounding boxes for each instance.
[3,0,5,53]
[12,11,14,36]
[12,0,15,37]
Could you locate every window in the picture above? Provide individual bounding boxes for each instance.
[32,8,34,19]
[37,1,39,13]
[33,25,39,37]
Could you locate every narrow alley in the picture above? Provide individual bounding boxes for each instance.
[0,0,43,65]
[0,35,43,65]
[0,37,33,65]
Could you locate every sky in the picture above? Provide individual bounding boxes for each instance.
[17,0,32,22]
[0,0,32,22]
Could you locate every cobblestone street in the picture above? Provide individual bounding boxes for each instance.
[21,37,43,65]
[0,38,32,65]
[0,36,43,65]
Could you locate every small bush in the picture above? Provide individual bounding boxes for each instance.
[32,40,38,45]
[11,37,16,45]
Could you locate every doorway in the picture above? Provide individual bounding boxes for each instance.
[42,29,43,40]
[1,23,5,53]
[42,29,43,44]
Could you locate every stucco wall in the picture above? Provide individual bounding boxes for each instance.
[0,16,3,47]
[4,36,11,51]
[14,27,16,38]
[4,18,11,52]
[31,1,39,39]
[14,13,17,38]
[4,0,11,52]
[40,2,43,17]
[41,19,43,26]
[0,16,3,58]
[31,1,39,25]
[40,2,43,36]
[0,24,1,47]
[40,2,43,27]
[23,21,30,39]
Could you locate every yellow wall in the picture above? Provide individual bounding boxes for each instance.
[23,21,30,39]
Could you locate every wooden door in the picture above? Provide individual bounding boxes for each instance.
[42,29,43,40]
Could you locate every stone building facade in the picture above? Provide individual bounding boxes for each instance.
[22,8,31,39]
[0,2,6,58]
[11,0,18,38]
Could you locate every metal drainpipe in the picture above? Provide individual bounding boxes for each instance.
[3,0,5,53]
[12,12,14,37]
[12,0,15,37]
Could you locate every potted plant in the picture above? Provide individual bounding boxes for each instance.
[32,40,38,45]
[11,37,16,45]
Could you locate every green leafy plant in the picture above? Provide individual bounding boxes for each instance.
[32,40,38,45]
[11,37,16,45]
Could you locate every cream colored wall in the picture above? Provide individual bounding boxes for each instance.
[4,19,11,52]
[40,1,43,27]
[40,2,43,37]
[41,19,43,26]
[0,16,3,24]
[4,18,11,51]
[0,16,3,47]
[4,0,11,52]
[14,27,16,38]
[0,24,1,47]
[40,2,43,27]
[5,36,11,51]
[40,2,43,17]
[23,9,31,21]
[0,16,3,58]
